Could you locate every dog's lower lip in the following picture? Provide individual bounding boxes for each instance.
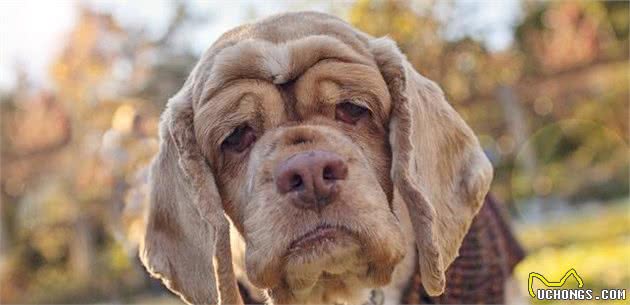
[289,226,344,251]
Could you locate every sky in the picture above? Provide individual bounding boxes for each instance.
[0,0,520,91]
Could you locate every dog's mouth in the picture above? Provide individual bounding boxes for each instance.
[288,224,354,254]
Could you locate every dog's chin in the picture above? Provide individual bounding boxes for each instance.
[260,227,398,304]
[285,226,365,284]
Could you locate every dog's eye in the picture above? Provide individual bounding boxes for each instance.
[335,101,369,124]
[222,125,256,153]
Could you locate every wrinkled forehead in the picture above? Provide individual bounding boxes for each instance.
[189,12,377,108]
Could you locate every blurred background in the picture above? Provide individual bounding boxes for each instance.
[0,0,627,304]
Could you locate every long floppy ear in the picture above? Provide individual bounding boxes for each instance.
[370,37,493,296]
[139,80,243,305]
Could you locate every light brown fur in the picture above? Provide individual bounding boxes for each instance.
[140,11,492,305]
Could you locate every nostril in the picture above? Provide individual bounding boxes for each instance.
[322,160,348,181]
[323,166,334,180]
[290,174,303,190]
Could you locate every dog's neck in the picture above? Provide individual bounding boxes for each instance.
[237,267,414,305]
[239,284,406,305]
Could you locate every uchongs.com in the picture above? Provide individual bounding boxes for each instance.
[534,288,626,301]
[528,269,626,301]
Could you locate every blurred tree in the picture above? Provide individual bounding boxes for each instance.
[511,0,629,207]
[0,3,200,303]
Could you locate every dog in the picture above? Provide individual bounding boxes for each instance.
[139,12,524,305]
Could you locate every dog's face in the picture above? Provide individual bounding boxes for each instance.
[198,61,404,301]
[140,12,493,305]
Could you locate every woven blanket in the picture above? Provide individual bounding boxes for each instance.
[402,195,525,304]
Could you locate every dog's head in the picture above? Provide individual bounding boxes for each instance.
[140,12,492,305]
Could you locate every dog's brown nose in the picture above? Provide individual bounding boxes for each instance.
[275,150,348,211]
